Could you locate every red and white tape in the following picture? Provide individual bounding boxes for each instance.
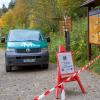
[61,85,66,100]
[34,82,63,100]
[34,55,100,100]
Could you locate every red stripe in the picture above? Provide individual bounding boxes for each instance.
[80,69,82,72]
[34,96,38,100]
[85,66,88,69]
[44,90,50,96]
[61,86,64,90]
[55,84,59,88]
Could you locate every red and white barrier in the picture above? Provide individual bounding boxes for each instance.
[61,85,66,100]
[34,83,63,100]
[33,55,100,100]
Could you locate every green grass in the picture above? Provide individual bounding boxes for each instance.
[49,32,65,63]
[90,60,100,75]
[0,43,5,48]
[48,17,100,75]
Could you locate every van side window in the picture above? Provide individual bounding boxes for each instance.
[39,34,44,40]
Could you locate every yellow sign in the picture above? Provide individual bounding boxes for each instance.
[89,9,100,45]
[0,18,3,28]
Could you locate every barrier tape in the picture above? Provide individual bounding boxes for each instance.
[34,55,100,100]
[61,85,66,100]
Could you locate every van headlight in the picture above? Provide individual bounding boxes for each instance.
[6,48,16,52]
[41,48,48,52]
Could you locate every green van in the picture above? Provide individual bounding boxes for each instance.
[5,29,50,72]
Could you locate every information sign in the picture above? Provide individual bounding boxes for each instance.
[58,52,75,75]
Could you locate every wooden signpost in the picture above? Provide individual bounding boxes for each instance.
[59,17,72,33]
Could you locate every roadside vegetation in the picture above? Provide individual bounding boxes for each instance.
[0,0,100,74]
[0,43,5,48]
[90,60,100,75]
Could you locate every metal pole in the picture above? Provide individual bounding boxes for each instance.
[64,15,70,51]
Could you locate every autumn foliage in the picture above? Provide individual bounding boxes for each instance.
[0,0,86,33]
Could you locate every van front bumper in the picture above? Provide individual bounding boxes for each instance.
[5,51,49,66]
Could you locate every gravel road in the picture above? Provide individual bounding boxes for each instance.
[0,49,100,100]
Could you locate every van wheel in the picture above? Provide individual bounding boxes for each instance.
[43,64,49,69]
[6,65,12,72]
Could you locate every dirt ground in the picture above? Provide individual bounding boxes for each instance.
[0,49,100,100]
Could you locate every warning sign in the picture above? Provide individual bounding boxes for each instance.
[58,52,75,75]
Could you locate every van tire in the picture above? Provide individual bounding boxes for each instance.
[43,64,49,69]
[6,65,12,72]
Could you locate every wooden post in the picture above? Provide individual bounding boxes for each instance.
[87,7,92,61]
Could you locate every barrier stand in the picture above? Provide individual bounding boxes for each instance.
[33,49,100,100]
[61,85,66,100]
[56,45,86,99]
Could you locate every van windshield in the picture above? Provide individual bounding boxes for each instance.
[8,30,40,42]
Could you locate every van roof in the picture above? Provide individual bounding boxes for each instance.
[10,29,41,34]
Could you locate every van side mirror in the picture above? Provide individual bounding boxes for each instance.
[45,37,50,42]
[1,37,5,43]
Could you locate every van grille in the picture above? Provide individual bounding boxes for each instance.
[16,48,41,53]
